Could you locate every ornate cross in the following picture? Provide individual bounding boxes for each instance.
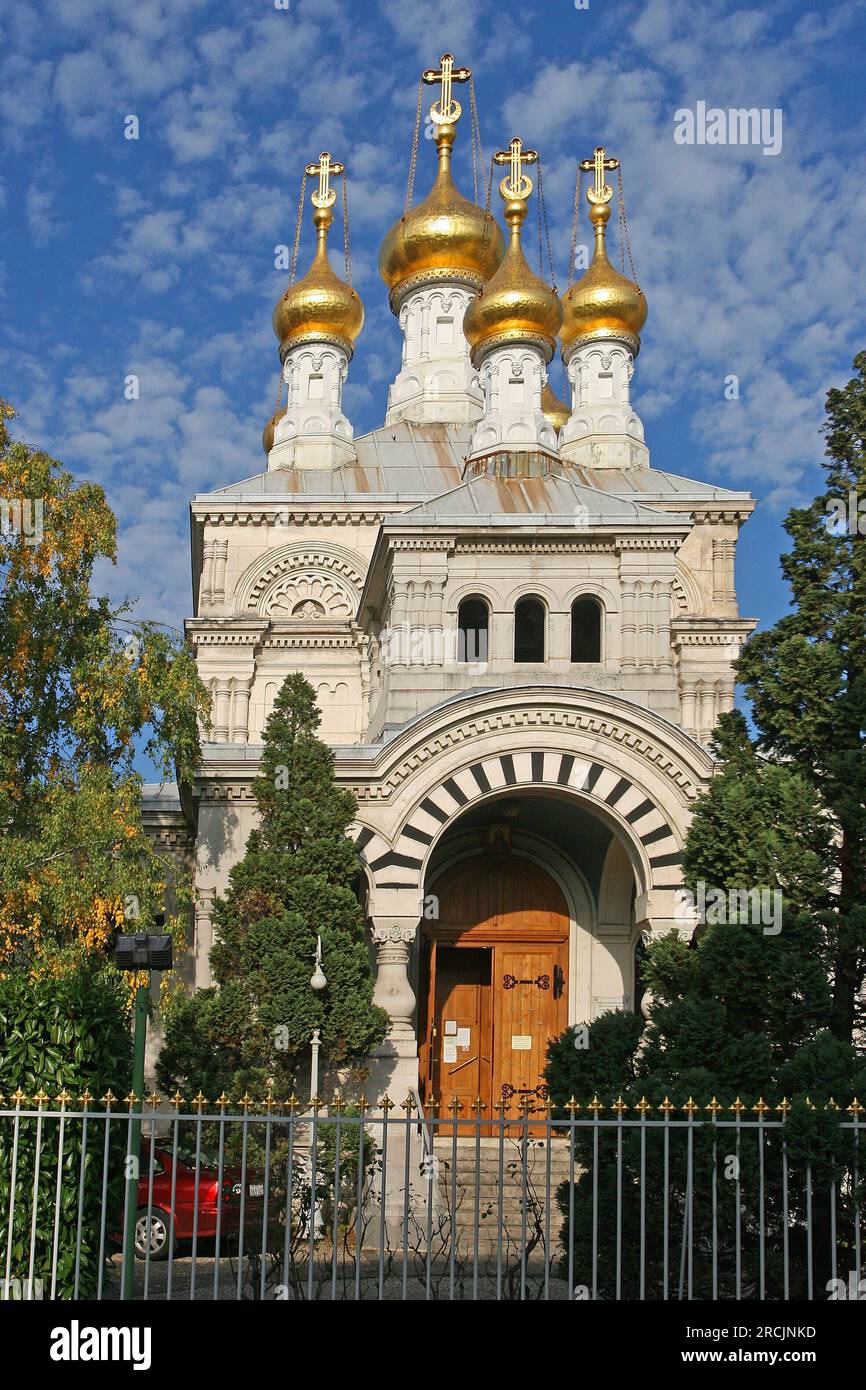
[493,137,539,201]
[422,52,471,126]
[304,151,345,209]
[579,146,620,206]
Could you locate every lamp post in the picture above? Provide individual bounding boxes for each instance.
[309,935,326,1103]
[114,932,172,1302]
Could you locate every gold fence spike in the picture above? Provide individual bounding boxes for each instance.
[612,1095,629,1114]
[587,1095,604,1115]
[752,1097,769,1116]
[705,1097,723,1115]
[825,1097,840,1112]
[332,1092,346,1115]
[11,1088,27,1108]
[102,1089,116,1109]
[170,1089,185,1111]
[426,1095,440,1113]
[124,1091,139,1109]
[682,1097,699,1116]
[565,1095,581,1115]
[192,1090,207,1112]
[847,1098,864,1116]
[356,1093,367,1113]
[56,1089,73,1108]
[79,1089,93,1108]
[658,1096,676,1115]
[401,1092,416,1114]
[379,1093,395,1113]
[239,1092,255,1112]
[146,1091,162,1110]
[540,1096,555,1117]
[775,1097,791,1114]
[263,1088,278,1112]
[635,1096,652,1115]
[804,1095,816,1111]
[449,1096,465,1115]
[33,1088,50,1107]
[309,1095,324,1111]
[493,1097,509,1115]
[729,1096,746,1115]
[285,1094,300,1114]
[215,1092,229,1111]
[517,1095,534,1116]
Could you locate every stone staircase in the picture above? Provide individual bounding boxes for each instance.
[430,1135,574,1261]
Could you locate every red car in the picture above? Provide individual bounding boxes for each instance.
[133,1141,266,1260]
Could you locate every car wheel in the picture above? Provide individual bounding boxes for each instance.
[134,1208,171,1260]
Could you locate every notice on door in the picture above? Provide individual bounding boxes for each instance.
[443,1040,458,1063]
[511,1035,532,1050]
[457,1027,471,1049]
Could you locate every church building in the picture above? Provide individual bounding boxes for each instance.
[143,55,756,1108]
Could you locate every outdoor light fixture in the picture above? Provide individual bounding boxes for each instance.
[310,933,326,991]
[114,932,173,972]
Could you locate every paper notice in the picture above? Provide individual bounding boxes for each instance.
[444,1020,458,1036]
[443,1040,458,1063]
[511,1035,532,1050]
[457,1027,471,1049]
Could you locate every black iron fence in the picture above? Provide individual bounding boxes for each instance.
[1,1091,863,1301]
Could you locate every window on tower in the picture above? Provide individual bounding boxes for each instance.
[458,598,489,663]
[570,596,602,663]
[514,596,545,663]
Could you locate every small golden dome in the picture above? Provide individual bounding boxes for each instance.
[262,404,287,455]
[561,199,647,355]
[463,192,562,364]
[541,380,570,433]
[273,203,364,357]
[379,123,504,308]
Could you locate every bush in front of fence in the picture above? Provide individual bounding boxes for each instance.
[0,963,132,1297]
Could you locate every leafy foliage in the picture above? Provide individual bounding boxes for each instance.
[0,965,132,1297]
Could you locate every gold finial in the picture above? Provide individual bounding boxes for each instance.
[493,137,539,207]
[729,1097,746,1115]
[285,1094,300,1114]
[11,1087,27,1108]
[309,1095,323,1112]
[587,1095,604,1115]
[426,1095,440,1113]
[79,1089,93,1109]
[146,1090,162,1110]
[565,1096,581,1115]
[304,151,345,213]
[705,1097,723,1116]
[471,1096,486,1116]
[847,1098,864,1116]
[192,1090,207,1112]
[102,1089,117,1109]
[448,1096,464,1116]
[422,52,471,128]
[263,1088,278,1112]
[682,1097,699,1116]
[804,1095,816,1111]
[400,1093,416,1115]
[123,1091,139,1110]
[493,1096,510,1116]
[331,1092,346,1115]
[34,1088,50,1107]
[658,1096,676,1115]
[56,1089,73,1108]
[356,1093,367,1113]
[518,1095,534,1117]
[215,1092,229,1111]
[635,1096,652,1115]
[753,1097,770,1116]
[775,1097,791,1115]
[612,1095,629,1115]
[379,1094,395,1113]
[825,1097,840,1112]
[170,1089,184,1111]
[579,145,620,208]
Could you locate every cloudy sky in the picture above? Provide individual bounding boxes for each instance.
[1,0,865,685]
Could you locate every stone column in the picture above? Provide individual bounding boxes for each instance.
[212,538,228,606]
[194,888,216,990]
[371,919,417,1044]
[200,539,215,609]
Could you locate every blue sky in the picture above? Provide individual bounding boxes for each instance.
[1,0,865,742]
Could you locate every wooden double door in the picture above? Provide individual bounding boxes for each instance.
[419,854,569,1128]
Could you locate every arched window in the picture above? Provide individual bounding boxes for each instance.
[571,596,602,663]
[458,597,489,663]
[514,596,545,663]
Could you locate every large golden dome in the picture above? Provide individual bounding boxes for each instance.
[273,201,364,358]
[541,380,570,432]
[561,198,647,355]
[379,122,504,309]
[463,188,562,364]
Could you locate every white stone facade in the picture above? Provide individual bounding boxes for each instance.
[386,281,484,425]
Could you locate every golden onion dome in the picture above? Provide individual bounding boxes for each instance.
[379,122,504,310]
[273,202,364,358]
[462,188,562,364]
[541,380,571,433]
[561,198,647,356]
[262,404,287,455]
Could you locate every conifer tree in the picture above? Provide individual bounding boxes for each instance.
[158,673,388,1097]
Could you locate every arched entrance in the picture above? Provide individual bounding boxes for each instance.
[419,852,569,1123]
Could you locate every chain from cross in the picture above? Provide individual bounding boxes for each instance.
[493,137,539,202]
[579,146,620,206]
[422,52,471,127]
[304,152,345,210]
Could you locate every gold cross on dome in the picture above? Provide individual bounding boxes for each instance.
[493,137,539,201]
[304,152,345,209]
[422,52,471,126]
[579,146,620,206]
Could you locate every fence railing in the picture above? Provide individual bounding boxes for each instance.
[1,1093,863,1301]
